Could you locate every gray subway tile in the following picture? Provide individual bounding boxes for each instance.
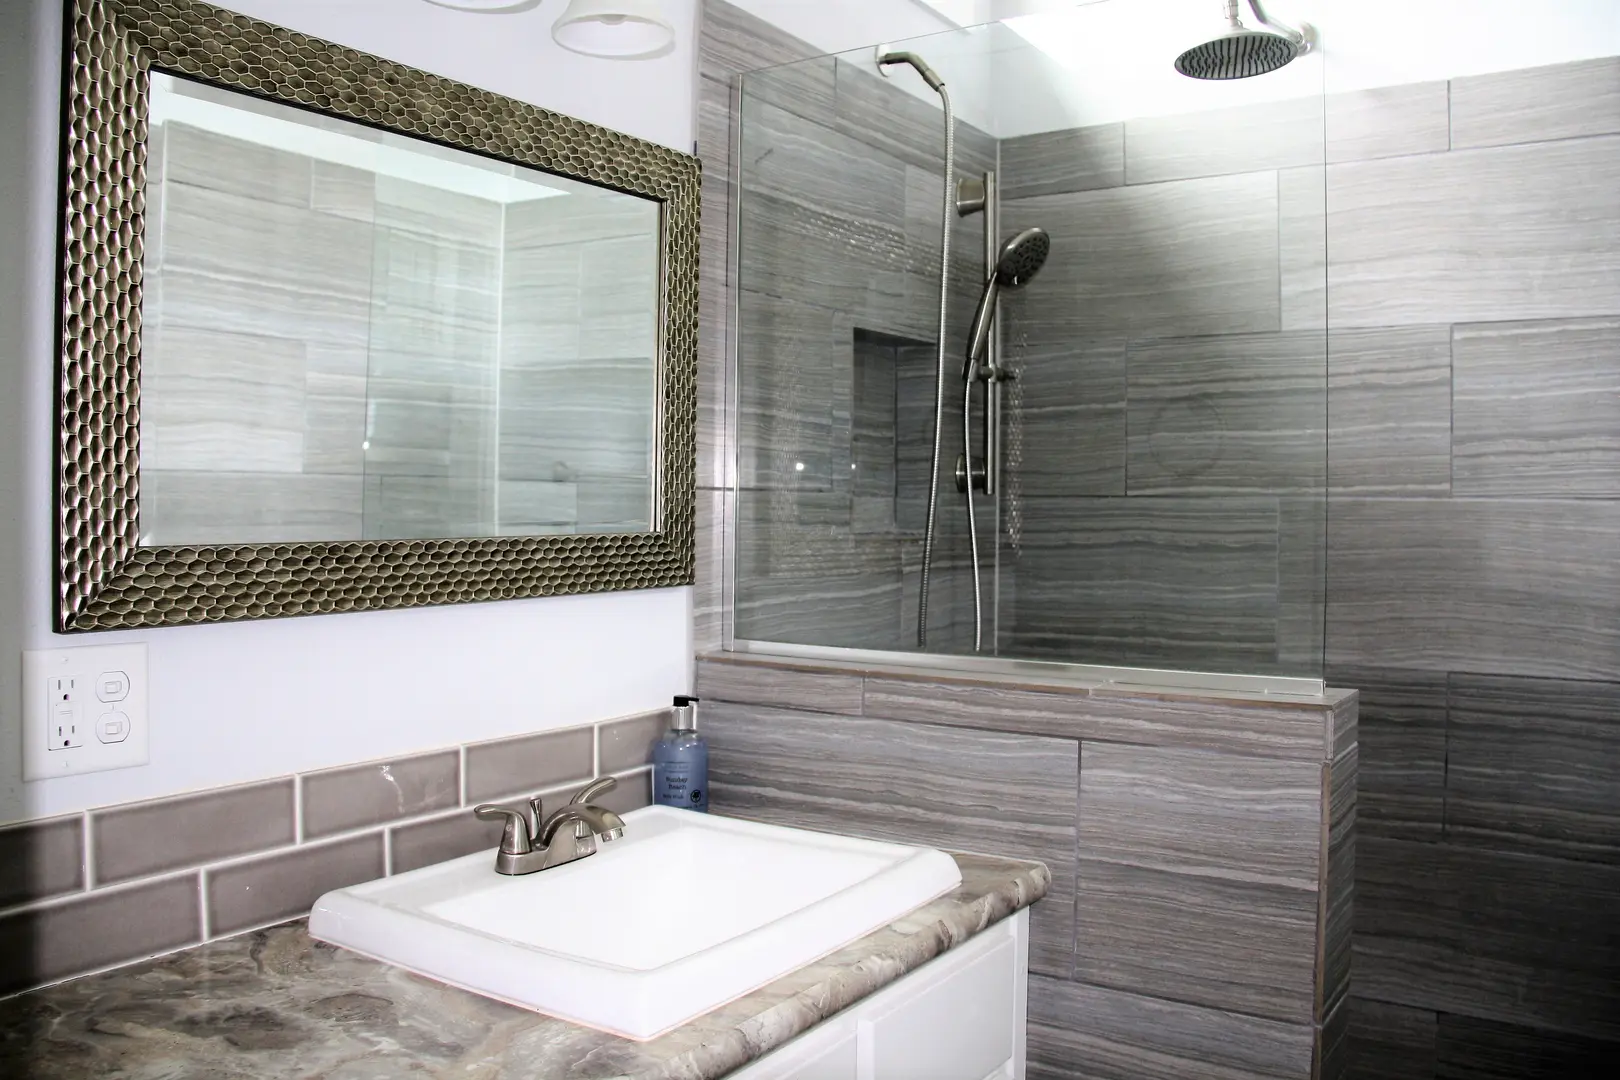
[300,750,461,840]
[1356,837,1620,1040]
[464,726,594,804]
[597,709,671,773]
[389,810,505,876]
[1328,325,1452,494]
[595,769,654,815]
[1125,330,1326,496]
[91,780,295,887]
[207,834,384,938]
[1078,742,1324,889]
[1445,673,1620,864]
[704,702,1079,978]
[0,875,200,997]
[1125,96,1324,185]
[1326,82,1451,163]
[1003,170,1279,340]
[1326,498,1620,681]
[1327,136,1620,328]
[1450,57,1620,150]
[1075,856,1319,1024]
[1452,318,1620,497]
[696,657,865,714]
[1000,124,1124,199]
[0,816,83,909]
[1346,997,1438,1080]
[1027,975,1315,1080]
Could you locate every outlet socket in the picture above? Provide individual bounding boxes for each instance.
[23,644,150,780]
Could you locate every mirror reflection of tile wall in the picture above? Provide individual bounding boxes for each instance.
[139,74,659,546]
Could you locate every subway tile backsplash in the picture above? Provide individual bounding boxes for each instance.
[0,707,667,998]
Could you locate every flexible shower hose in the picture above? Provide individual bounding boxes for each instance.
[917,88,954,648]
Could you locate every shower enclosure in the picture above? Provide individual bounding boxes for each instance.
[725,2,1328,692]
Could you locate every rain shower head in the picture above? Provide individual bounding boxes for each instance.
[1176,0,1313,80]
[965,227,1050,378]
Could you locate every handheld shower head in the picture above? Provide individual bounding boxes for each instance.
[1176,0,1312,80]
[965,227,1050,379]
[876,47,946,93]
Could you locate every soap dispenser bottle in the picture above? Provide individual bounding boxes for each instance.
[653,695,708,812]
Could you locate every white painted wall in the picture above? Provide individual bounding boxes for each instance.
[0,0,700,824]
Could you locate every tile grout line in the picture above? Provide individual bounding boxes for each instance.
[79,811,93,892]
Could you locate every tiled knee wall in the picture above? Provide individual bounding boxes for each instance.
[696,655,1357,1080]
[0,708,666,998]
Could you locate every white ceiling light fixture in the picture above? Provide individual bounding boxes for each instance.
[419,0,676,60]
[421,0,544,12]
[552,0,677,59]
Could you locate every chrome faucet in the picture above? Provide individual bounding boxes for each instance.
[473,775,626,876]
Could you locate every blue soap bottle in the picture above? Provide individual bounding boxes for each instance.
[653,695,708,812]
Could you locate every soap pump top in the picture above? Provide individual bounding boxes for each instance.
[671,694,699,731]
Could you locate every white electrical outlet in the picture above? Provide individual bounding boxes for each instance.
[23,643,149,780]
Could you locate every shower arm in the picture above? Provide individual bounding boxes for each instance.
[1242,0,1310,49]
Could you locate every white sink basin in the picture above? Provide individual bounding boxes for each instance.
[309,806,961,1040]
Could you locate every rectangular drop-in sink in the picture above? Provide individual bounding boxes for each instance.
[310,806,961,1040]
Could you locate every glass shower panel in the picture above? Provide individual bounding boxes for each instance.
[732,1,1327,684]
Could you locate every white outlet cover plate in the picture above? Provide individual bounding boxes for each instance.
[23,643,150,781]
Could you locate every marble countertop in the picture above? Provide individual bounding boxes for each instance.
[0,851,1048,1079]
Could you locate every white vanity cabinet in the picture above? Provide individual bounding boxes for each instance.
[732,909,1029,1080]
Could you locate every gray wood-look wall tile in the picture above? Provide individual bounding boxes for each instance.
[1125,96,1324,186]
[1125,331,1326,496]
[1000,124,1125,199]
[1027,975,1315,1080]
[703,702,1079,977]
[139,470,364,545]
[1326,136,1620,328]
[1321,744,1357,1019]
[1275,498,1328,679]
[1010,497,1285,673]
[1326,498,1620,681]
[1078,742,1323,889]
[1346,998,1438,1080]
[161,122,312,208]
[694,488,727,652]
[1324,667,1446,841]
[1445,673,1620,865]
[141,325,308,474]
[1003,170,1280,340]
[1356,837,1620,1040]
[1277,165,1326,331]
[1326,82,1451,163]
[856,675,1331,760]
[1075,856,1319,1023]
[1433,1012,1620,1079]
[742,96,906,230]
[1328,326,1453,494]
[1450,57,1620,150]
[696,657,864,715]
[1452,318,1620,496]
[1002,328,1126,498]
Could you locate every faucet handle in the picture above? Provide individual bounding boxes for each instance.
[569,775,618,806]
[474,804,534,855]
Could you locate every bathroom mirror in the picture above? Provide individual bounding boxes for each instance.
[56,0,697,631]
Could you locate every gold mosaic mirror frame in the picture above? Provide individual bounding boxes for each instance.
[56,0,698,631]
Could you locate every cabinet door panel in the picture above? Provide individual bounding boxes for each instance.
[865,932,1017,1080]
